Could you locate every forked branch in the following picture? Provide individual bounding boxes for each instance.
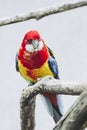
[20,76,87,130]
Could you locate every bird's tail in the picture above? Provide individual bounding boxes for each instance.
[52,102,62,123]
[41,93,63,123]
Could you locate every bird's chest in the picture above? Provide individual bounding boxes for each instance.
[18,59,54,82]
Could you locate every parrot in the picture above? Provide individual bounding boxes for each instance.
[16,30,63,123]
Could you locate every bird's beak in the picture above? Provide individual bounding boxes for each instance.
[32,40,39,50]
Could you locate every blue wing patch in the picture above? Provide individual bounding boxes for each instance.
[48,56,59,79]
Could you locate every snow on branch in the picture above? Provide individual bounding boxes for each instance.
[20,76,87,130]
[0,0,87,26]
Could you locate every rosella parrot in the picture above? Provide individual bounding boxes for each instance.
[16,30,63,123]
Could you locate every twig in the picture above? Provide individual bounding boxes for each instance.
[0,0,87,26]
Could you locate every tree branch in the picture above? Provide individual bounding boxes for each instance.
[20,95,36,130]
[21,76,87,99]
[20,76,87,130]
[0,0,87,26]
[53,91,87,130]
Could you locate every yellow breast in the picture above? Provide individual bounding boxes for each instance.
[18,59,54,82]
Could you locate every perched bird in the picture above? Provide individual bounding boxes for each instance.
[16,30,63,123]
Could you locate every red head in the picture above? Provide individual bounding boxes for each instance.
[23,30,41,41]
[22,30,41,50]
[18,30,49,69]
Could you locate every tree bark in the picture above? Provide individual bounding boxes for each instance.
[20,76,87,96]
[20,76,87,130]
[20,91,36,130]
[53,91,87,130]
[0,0,87,26]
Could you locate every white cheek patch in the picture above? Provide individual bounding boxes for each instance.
[26,44,34,52]
[38,40,43,50]
[25,40,44,52]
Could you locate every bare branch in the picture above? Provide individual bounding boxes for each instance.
[20,76,87,130]
[53,91,87,130]
[21,76,87,100]
[20,95,36,130]
[0,0,87,26]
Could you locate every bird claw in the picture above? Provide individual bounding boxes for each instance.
[37,78,42,81]
[28,82,34,86]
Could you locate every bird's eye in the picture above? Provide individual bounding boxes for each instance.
[26,44,34,52]
[26,39,32,44]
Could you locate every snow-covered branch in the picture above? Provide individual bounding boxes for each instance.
[0,0,87,26]
[20,76,87,130]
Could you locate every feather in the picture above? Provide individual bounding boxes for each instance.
[42,46,63,123]
[15,53,19,72]
[48,57,59,79]
[47,46,59,79]
[41,94,63,123]
[47,46,55,59]
[16,30,63,123]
